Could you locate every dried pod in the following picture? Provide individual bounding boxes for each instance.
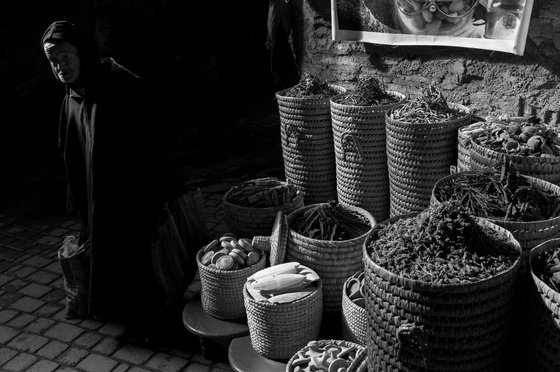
[508,123,521,135]
[521,125,538,137]
[527,135,545,151]
[504,140,520,153]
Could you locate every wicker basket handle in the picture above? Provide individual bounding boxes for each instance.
[341,132,362,162]
[284,123,305,148]
[396,323,428,368]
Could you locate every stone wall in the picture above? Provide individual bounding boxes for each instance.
[293,0,560,121]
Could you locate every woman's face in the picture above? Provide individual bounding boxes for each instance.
[43,40,82,85]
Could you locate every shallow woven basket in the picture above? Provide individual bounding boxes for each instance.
[469,140,560,186]
[243,279,323,360]
[363,216,522,371]
[285,339,368,372]
[284,204,376,314]
[386,103,471,217]
[222,180,304,238]
[276,84,346,204]
[457,122,488,172]
[527,239,560,371]
[330,91,406,223]
[196,249,266,320]
[341,272,367,346]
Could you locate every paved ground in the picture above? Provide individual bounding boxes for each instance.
[0,97,285,371]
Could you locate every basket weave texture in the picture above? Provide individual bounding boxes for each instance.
[285,339,368,372]
[284,204,375,314]
[243,280,323,360]
[528,239,560,371]
[330,91,406,223]
[363,217,521,371]
[341,272,367,346]
[469,141,560,186]
[457,122,487,172]
[222,180,304,238]
[386,103,471,217]
[276,84,346,204]
[196,249,266,320]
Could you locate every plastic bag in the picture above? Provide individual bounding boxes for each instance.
[58,236,90,319]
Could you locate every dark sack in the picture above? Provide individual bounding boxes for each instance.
[152,188,209,299]
[58,236,90,319]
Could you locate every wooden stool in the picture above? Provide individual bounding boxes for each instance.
[228,335,287,372]
[182,295,249,361]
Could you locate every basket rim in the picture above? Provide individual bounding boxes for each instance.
[196,247,267,275]
[286,203,376,244]
[222,185,304,213]
[275,83,346,102]
[431,171,560,225]
[330,90,407,110]
[363,215,522,292]
[470,138,560,163]
[529,238,560,298]
[386,102,472,127]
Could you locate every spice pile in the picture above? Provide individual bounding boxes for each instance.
[390,84,465,123]
[471,116,560,157]
[534,247,560,293]
[226,178,298,208]
[368,201,519,284]
[434,166,560,221]
[282,72,339,98]
[292,202,371,241]
[335,76,399,106]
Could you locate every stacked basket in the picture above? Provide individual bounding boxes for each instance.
[341,272,367,346]
[330,91,405,222]
[276,84,346,204]
[386,103,471,216]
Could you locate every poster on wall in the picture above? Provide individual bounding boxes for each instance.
[331,0,534,55]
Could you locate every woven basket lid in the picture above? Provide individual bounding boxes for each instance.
[269,211,288,266]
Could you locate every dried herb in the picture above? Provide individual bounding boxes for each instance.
[390,84,465,124]
[368,201,518,284]
[335,76,399,106]
[292,201,371,241]
[434,164,560,222]
[282,72,338,98]
[534,248,560,293]
[226,178,298,208]
[471,115,560,157]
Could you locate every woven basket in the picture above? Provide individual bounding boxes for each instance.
[222,179,304,238]
[243,279,323,360]
[386,103,471,217]
[276,84,346,204]
[457,122,488,172]
[527,239,560,371]
[285,339,368,372]
[196,249,266,320]
[469,140,560,186]
[330,91,406,223]
[341,272,367,346]
[284,204,376,314]
[363,216,522,371]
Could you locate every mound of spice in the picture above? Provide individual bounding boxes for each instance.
[282,72,339,98]
[471,115,560,157]
[226,178,298,208]
[534,247,560,293]
[335,76,399,106]
[390,84,465,124]
[292,201,371,241]
[368,201,519,284]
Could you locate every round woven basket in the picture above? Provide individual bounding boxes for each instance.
[469,140,560,186]
[363,216,522,371]
[330,91,406,223]
[276,84,346,204]
[222,179,304,238]
[457,122,488,172]
[386,103,471,217]
[196,249,266,320]
[527,239,560,372]
[284,204,376,314]
[341,272,367,346]
[243,279,323,360]
[285,339,368,372]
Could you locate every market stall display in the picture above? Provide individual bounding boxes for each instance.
[276,73,345,204]
[363,201,521,371]
[386,84,471,216]
[196,233,267,320]
[341,271,367,346]
[330,76,405,222]
[223,177,304,238]
[285,339,367,372]
[243,263,323,359]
